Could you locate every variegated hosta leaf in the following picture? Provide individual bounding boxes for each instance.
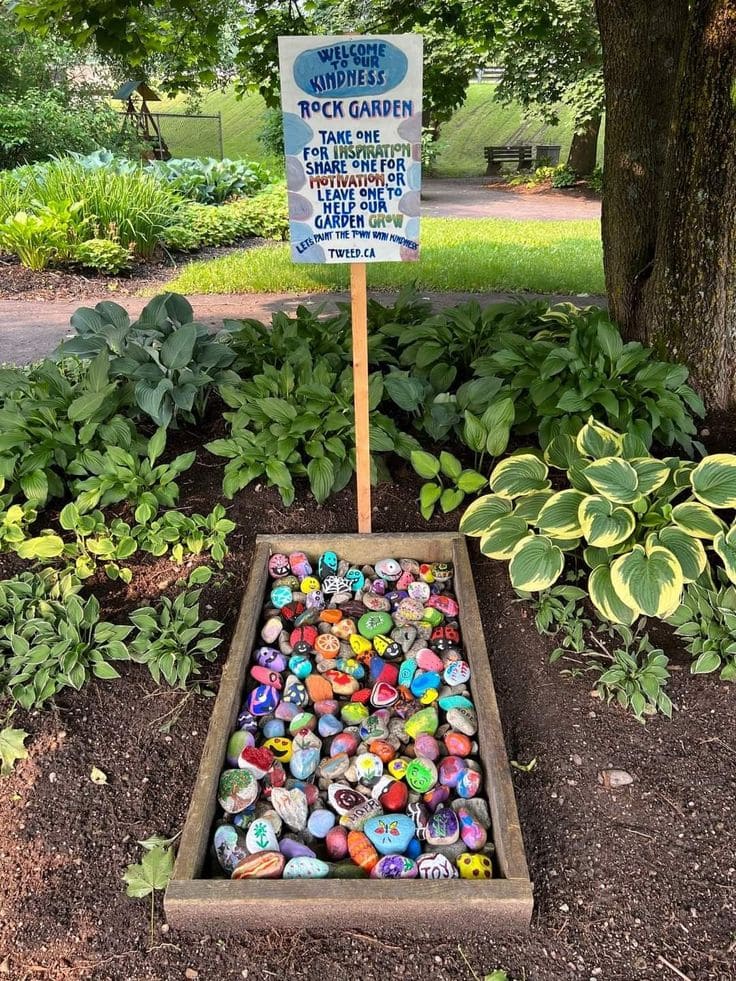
[536,489,586,539]
[576,418,623,460]
[611,543,684,618]
[588,564,638,625]
[647,527,707,583]
[479,516,531,559]
[713,527,736,585]
[671,501,727,539]
[578,495,636,547]
[489,454,550,499]
[630,457,671,496]
[543,433,583,471]
[459,494,513,537]
[508,535,565,592]
[583,457,640,504]
[512,490,554,522]
[690,453,736,508]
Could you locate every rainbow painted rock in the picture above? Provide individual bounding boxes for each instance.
[232,850,285,879]
[457,805,487,851]
[457,852,493,879]
[370,855,418,879]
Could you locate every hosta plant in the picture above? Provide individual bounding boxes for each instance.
[592,626,672,721]
[58,503,137,582]
[461,418,736,627]
[134,503,235,565]
[410,449,486,519]
[668,569,736,680]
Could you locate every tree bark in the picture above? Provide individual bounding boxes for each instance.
[642,0,736,409]
[595,0,689,339]
[566,114,602,175]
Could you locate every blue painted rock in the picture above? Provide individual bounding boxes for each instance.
[248,684,280,716]
[262,718,285,739]
[270,787,308,830]
[330,731,359,757]
[232,850,284,879]
[425,805,460,847]
[318,550,339,579]
[374,558,401,580]
[226,730,254,766]
[410,671,440,698]
[444,659,471,686]
[345,568,365,592]
[318,751,350,781]
[245,816,279,854]
[282,674,309,707]
[213,824,248,873]
[457,805,487,850]
[370,855,418,879]
[406,757,438,793]
[406,837,422,859]
[288,654,312,680]
[270,585,293,609]
[307,808,336,838]
[255,647,287,672]
[439,755,466,789]
[325,825,349,861]
[438,693,474,711]
[415,852,459,879]
[456,767,482,799]
[363,813,415,855]
[318,713,343,738]
[289,746,320,780]
[335,656,365,679]
[284,856,330,879]
[279,837,316,859]
[404,706,439,739]
[218,769,258,814]
[398,658,417,688]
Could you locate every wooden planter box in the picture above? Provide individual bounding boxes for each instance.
[165,533,533,934]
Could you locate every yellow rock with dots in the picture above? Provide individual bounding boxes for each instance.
[349,634,372,655]
[457,853,493,879]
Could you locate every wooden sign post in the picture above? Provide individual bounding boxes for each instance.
[278,34,423,533]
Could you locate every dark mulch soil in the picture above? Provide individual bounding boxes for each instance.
[0,240,263,302]
[0,412,734,981]
[483,179,601,203]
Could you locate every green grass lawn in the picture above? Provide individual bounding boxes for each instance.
[157,83,597,177]
[167,217,604,296]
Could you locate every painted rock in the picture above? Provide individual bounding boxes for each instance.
[279,837,316,859]
[255,647,287,672]
[282,675,309,708]
[305,673,333,703]
[354,753,383,785]
[318,713,343,738]
[280,600,305,624]
[331,731,359,757]
[400,558,421,576]
[358,611,394,639]
[407,581,430,603]
[315,633,340,658]
[232,850,284,879]
[351,687,371,704]
[406,757,438,793]
[288,654,312,680]
[425,805,460,847]
[238,746,274,779]
[349,632,373,655]
[423,785,451,812]
[289,712,316,736]
[414,733,440,761]
[416,852,459,879]
[268,553,290,578]
[363,813,415,855]
[318,550,339,578]
[456,767,482,799]
[323,576,352,596]
[260,618,284,644]
[213,824,248,873]
[335,656,364,679]
[307,808,336,838]
[318,752,350,781]
[324,669,359,696]
[218,769,258,814]
[371,681,399,708]
[439,755,466,789]
[447,707,478,736]
[368,739,396,764]
[457,852,493,879]
[263,737,292,762]
[388,758,410,780]
[248,684,280,716]
[377,778,409,813]
[270,787,308,830]
[300,575,321,595]
[270,585,293,609]
[345,568,365,592]
[245,817,279,854]
[416,648,444,672]
[408,802,430,840]
[274,700,299,722]
[396,598,425,623]
[340,702,368,725]
[444,731,473,757]
[289,625,318,651]
[427,594,459,618]
[457,805,487,850]
[250,665,283,690]
[288,551,312,579]
[227,730,254,766]
[262,718,285,738]
[398,658,417,688]
[305,589,325,611]
[370,855,418,879]
[325,824,349,861]
[404,706,439,740]
[360,709,391,741]
[314,698,339,717]
[370,577,386,595]
[375,558,401,580]
[347,830,379,872]
[410,670,440,698]
[283,856,330,879]
[342,797,383,831]
[451,796,491,829]
[289,747,320,780]
[438,693,474,711]
[444,660,471,687]
[362,592,391,613]
[328,784,369,816]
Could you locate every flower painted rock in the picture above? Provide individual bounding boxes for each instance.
[232,850,285,879]
[283,856,330,879]
[415,852,459,879]
[354,752,383,785]
[371,855,418,879]
[457,852,493,879]
[218,769,258,814]
[245,817,279,854]
[363,813,415,855]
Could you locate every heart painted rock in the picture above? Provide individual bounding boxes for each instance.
[218,769,258,814]
[370,855,418,879]
[232,850,285,879]
[363,813,415,855]
[270,787,308,830]
[377,778,409,813]
[371,681,399,708]
[415,851,459,879]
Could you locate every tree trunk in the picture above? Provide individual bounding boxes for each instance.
[595,0,689,339]
[642,0,736,409]
[566,114,602,175]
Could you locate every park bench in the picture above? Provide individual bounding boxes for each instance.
[484,143,561,175]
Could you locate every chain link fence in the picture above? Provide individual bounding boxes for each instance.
[120,112,224,159]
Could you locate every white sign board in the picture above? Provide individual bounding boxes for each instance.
[278,34,423,264]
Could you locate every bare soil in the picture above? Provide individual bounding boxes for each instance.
[0,414,734,981]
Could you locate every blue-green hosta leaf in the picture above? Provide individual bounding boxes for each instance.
[544,433,583,471]
[690,454,736,508]
[713,527,736,585]
[630,458,671,496]
[611,543,684,617]
[490,454,550,499]
[159,323,197,370]
[459,494,512,537]
[536,489,586,539]
[583,457,639,504]
[648,527,707,583]
[578,495,636,547]
[576,418,623,460]
[513,490,554,522]
[508,535,565,591]
[671,502,727,539]
[479,516,531,559]
[588,564,638,625]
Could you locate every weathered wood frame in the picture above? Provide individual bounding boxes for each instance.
[165,533,533,933]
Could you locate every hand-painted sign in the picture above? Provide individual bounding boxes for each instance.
[278,34,423,264]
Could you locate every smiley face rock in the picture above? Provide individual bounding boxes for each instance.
[268,553,290,578]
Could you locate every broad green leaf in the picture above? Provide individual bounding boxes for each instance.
[544,433,583,471]
[0,726,28,776]
[578,495,636,547]
[259,398,298,424]
[419,481,442,519]
[490,454,550,499]
[16,534,64,560]
[588,564,638,625]
[536,489,586,539]
[456,470,487,494]
[482,397,515,456]
[463,411,486,453]
[671,502,727,539]
[509,535,565,591]
[20,470,48,503]
[630,458,671,496]
[411,450,440,480]
[611,543,684,617]
[584,457,639,504]
[123,844,175,899]
[691,650,721,675]
[713,527,736,585]
[147,427,167,464]
[159,323,197,370]
[513,490,553,522]
[440,487,464,513]
[649,527,707,583]
[479,516,531,559]
[307,456,335,504]
[383,371,425,411]
[576,418,623,459]
[188,566,213,585]
[68,390,108,422]
[459,494,513,537]
[439,451,462,481]
[690,453,736,508]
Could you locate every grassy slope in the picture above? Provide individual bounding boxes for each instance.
[167,217,604,296]
[158,84,585,177]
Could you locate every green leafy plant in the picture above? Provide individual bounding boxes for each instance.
[128,582,223,689]
[551,164,577,188]
[0,570,131,708]
[58,502,137,582]
[55,293,238,428]
[149,156,272,204]
[135,503,235,565]
[0,207,70,269]
[0,725,28,775]
[591,626,672,721]
[523,580,592,662]
[410,449,486,519]
[74,237,130,274]
[0,501,37,552]
[461,417,736,627]
[668,568,736,680]
[123,834,176,944]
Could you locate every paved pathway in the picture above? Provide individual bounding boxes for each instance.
[421,178,600,220]
[0,289,605,365]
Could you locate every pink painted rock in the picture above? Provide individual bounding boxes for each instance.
[457,805,487,850]
[325,825,349,861]
[416,648,444,672]
[438,755,467,789]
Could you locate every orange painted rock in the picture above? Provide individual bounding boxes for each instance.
[315,634,340,658]
[319,608,343,625]
[232,850,285,879]
[444,730,473,758]
[347,830,379,873]
[369,739,396,764]
[306,673,333,703]
[331,618,356,639]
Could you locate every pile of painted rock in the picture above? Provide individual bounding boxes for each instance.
[213,551,494,881]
